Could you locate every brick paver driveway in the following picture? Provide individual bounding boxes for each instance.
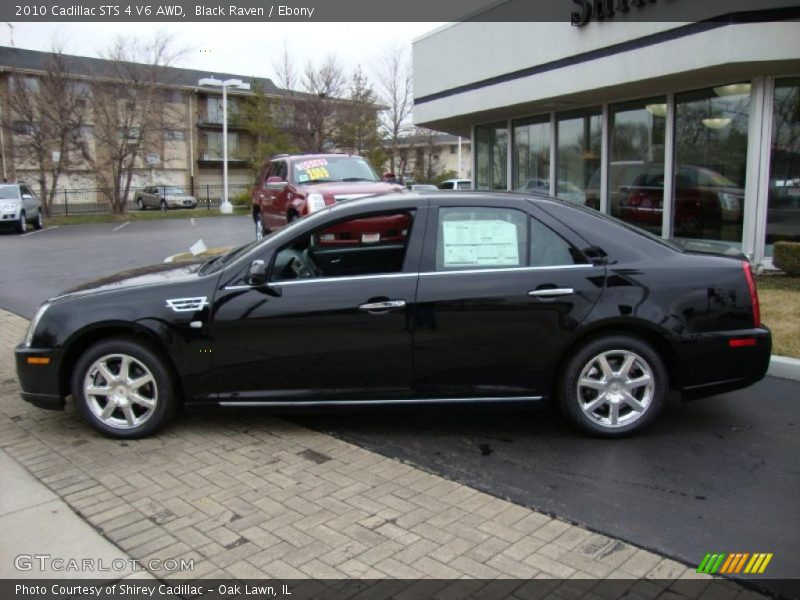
[0,308,761,596]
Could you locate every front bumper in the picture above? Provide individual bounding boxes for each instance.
[15,344,64,410]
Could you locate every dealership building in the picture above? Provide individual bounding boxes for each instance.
[412,4,800,268]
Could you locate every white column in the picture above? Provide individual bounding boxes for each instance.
[549,113,557,197]
[662,93,676,240]
[506,119,513,191]
[600,104,610,214]
[742,77,768,262]
[457,136,462,179]
[751,77,775,268]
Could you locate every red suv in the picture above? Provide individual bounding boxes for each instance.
[251,153,405,242]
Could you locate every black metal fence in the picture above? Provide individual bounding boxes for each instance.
[45,184,252,216]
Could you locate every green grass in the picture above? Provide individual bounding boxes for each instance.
[756,274,800,358]
[46,206,249,227]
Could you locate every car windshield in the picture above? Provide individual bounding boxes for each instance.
[162,187,186,195]
[292,156,380,184]
[0,185,19,199]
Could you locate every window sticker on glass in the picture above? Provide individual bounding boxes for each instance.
[296,158,328,170]
[297,173,309,183]
[442,220,520,267]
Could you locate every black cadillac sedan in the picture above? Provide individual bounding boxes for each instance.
[15,192,771,438]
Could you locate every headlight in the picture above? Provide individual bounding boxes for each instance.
[306,193,327,213]
[24,303,50,347]
[1,201,17,211]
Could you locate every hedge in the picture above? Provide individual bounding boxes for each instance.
[773,241,800,275]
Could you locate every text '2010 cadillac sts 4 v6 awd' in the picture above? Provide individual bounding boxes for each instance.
[15,192,771,438]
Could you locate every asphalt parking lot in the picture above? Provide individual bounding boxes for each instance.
[0,216,798,595]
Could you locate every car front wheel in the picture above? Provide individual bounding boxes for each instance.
[559,335,667,437]
[16,211,26,234]
[72,338,177,438]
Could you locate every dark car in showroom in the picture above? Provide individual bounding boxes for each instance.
[16,192,770,439]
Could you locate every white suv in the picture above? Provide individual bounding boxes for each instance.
[0,183,44,234]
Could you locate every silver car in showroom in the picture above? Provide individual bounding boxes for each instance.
[134,185,198,211]
[0,182,44,234]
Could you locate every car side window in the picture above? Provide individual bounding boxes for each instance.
[529,217,588,267]
[262,162,276,189]
[275,162,288,182]
[436,207,528,271]
[271,211,415,282]
[20,185,31,196]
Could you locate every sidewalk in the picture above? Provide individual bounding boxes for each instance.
[0,308,718,584]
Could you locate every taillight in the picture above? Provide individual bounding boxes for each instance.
[742,260,760,328]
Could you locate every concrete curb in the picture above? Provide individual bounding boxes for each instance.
[768,355,800,382]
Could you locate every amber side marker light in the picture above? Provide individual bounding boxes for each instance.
[729,338,757,348]
[26,357,51,365]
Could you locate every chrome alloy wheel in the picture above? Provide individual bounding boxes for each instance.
[576,349,654,429]
[83,354,157,429]
[255,218,264,241]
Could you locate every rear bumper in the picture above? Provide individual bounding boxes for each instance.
[15,344,65,410]
[674,328,772,400]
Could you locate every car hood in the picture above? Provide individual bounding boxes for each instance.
[56,262,204,300]
[300,181,404,198]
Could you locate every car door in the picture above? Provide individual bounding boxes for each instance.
[412,197,605,399]
[144,186,157,208]
[263,161,290,230]
[208,201,428,403]
[19,184,36,215]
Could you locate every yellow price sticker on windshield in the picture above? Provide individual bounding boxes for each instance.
[306,166,329,181]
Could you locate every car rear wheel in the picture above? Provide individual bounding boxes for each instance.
[160,200,167,212]
[137,197,146,210]
[559,335,667,437]
[72,338,177,438]
[16,211,26,234]
[33,211,44,230]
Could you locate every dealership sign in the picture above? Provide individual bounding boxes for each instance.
[571,0,661,26]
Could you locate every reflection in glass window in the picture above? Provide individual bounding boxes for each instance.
[766,78,800,257]
[475,123,508,191]
[513,118,550,193]
[607,98,666,235]
[674,83,750,251]
[557,109,601,208]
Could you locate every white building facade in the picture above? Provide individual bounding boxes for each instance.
[413,7,800,267]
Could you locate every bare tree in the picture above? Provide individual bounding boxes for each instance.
[336,65,386,167]
[3,43,89,215]
[297,55,346,152]
[272,41,297,91]
[373,46,413,175]
[89,32,186,214]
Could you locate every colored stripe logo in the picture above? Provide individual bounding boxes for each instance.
[697,552,773,574]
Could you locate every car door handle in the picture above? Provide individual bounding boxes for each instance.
[528,288,574,298]
[358,300,406,313]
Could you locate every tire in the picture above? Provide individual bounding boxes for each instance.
[33,211,44,230]
[71,337,178,438]
[287,211,298,224]
[16,211,26,234]
[137,197,146,210]
[559,335,667,437]
[255,216,265,241]
[160,200,167,212]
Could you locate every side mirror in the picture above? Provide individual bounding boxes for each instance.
[266,176,288,190]
[248,259,268,286]
[22,194,32,200]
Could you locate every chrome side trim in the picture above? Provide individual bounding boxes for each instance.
[219,396,542,407]
[420,264,594,277]
[223,264,595,290]
[165,296,208,312]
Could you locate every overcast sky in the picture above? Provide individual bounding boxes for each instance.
[5,22,444,86]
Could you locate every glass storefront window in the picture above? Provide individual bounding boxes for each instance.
[475,122,508,191]
[557,109,601,208]
[766,78,800,257]
[512,117,550,193]
[674,83,750,251]
[608,98,667,236]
